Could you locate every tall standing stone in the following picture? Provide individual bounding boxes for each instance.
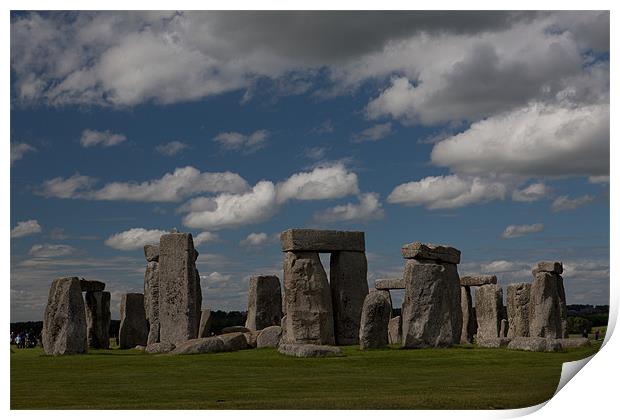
[330,251,369,345]
[283,251,335,345]
[507,282,531,338]
[42,277,87,355]
[119,293,148,349]
[388,316,402,345]
[460,286,476,344]
[144,256,160,345]
[529,262,567,339]
[85,291,110,349]
[475,284,503,340]
[359,290,391,349]
[158,232,202,346]
[198,309,213,338]
[245,275,283,331]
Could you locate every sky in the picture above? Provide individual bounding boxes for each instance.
[9,11,610,322]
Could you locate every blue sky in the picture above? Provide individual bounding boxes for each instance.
[10,11,609,321]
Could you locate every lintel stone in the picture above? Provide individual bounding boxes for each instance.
[375,278,405,290]
[280,229,365,252]
[460,275,497,287]
[401,242,461,264]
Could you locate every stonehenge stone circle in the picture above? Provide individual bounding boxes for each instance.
[375,278,405,290]
[529,262,568,339]
[278,343,343,358]
[280,229,365,252]
[257,325,283,348]
[475,284,504,340]
[42,277,88,355]
[460,275,497,287]
[198,309,213,338]
[159,232,202,346]
[506,283,531,338]
[245,275,283,331]
[359,290,392,349]
[460,286,476,344]
[143,256,160,345]
[85,290,111,349]
[388,316,402,345]
[401,243,462,348]
[119,293,148,349]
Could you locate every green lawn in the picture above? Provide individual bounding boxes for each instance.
[11,343,599,409]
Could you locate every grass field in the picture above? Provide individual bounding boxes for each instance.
[10,342,601,410]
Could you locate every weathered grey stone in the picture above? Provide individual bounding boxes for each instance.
[143,260,160,345]
[145,342,175,354]
[401,260,462,348]
[476,337,512,348]
[535,261,563,274]
[388,316,402,345]
[280,229,365,252]
[460,275,497,287]
[198,309,212,338]
[218,332,248,351]
[85,291,110,349]
[460,286,476,344]
[557,275,569,338]
[79,278,105,292]
[159,232,202,346]
[330,251,369,345]
[135,345,146,351]
[221,326,250,334]
[401,242,461,264]
[42,277,87,355]
[359,290,391,349]
[257,326,283,348]
[170,337,225,355]
[278,343,343,358]
[280,315,288,343]
[375,278,405,290]
[554,338,591,348]
[507,283,531,338]
[475,284,503,340]
[119,293,148,349]
[144,244,160,262]
[283,251,335,345]
[529,271,566,339]
[500,319,508,338]
[244,330,260,348]
[507,337,562,352]
[245,275,283,331]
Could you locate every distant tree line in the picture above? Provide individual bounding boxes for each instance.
[566,304,608,334]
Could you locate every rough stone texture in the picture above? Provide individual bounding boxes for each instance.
[170,337,225,355]
[536,261,563,274]
[244,331,260,348]
[143,260,160,345]
[84,291,110,349]
[221,326,250,334]
[554,338,591,348]
[257,326,283,348]
[475,284,503,340]
[375,278,405,290]
[557,275,569,339]
[529,271,566,339]
[145,342,175,354]
[401,242,461,264]
[499,319,508,338]
[218,332,248,351]
[476,337,512,348]
[459,275,497,287]
[283,251,335,345]
[460,286,476,344]
[506,283,531,338]
[330,251,369,345]
[359,290,391,349]
[280,229,365,252]
[280,315,288,343]
[79,279,105,292]
[198,309,213,338]
[507,337,562,352]
[159,232,202,346]
[278,343,343,358]
[245,275,283,331]
[401,260,462,348]
[388,316,402,345]
[42,277,88,355]
[144,244,160,262]
[119,293,148,349]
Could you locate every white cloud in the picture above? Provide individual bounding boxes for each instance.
[304,146,328,160]
[11,143,36,164]
[213,130,269,153]
[551,194,595,212]
[512,183,549,202]
[38,173,97,199]
[11,220,42,238]
[80,129,126,147]
[28,243,77,258]
[387,174,506,209]
[501,223,544,239]
[276,163,359,203]
[104,228,167,251]
[239,232,270,247]
[202,271,232,287]
[479,260,524,273]
[155,141,189,156]
[193,231,219,246]
[314,193,384,223]
[353,122,394,142]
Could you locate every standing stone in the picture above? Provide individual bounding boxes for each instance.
[401,259,462,348]
[143,260,160,345]
[158,232,202,346]
[460,286,476,344]
[359,290,391,349]
[475,284,503,340]
[388,316,402,345]
[198,309,213,338]
[507,283,531,338]
[283,251,335,345]
[245,275,283,331]
[529,268,566,339]
[119,293,148,349]
[330,251,369,345]
[85,291,111,349]
[42,277,87,355]
[499,319,508,338]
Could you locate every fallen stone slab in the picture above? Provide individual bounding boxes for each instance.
[553,338,591,348]
[257,326,283,348]
[401,242,461,264]
[280,229,365,252]
[219,332,249,351]
[460,275,497,287]
[145,342,175,354]
[170,337,225,355]
[79,279,105,292]
[144,244,160,262]
[278,343,343,358]
[507,337,562,352]
[476,337,512,348]
[221,326,250,334]
[535,261,563,274]
[375,278,405,290]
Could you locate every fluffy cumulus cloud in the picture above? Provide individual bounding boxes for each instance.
[551,194,595,212]
[28,243,77,258]
[38,173,97,199]
[239,232,270,247]
[11,220,42,238]
[80,129,126,148]
[193,231,219,246]
[276,163,359,203]
[314,193,384,223]
[11,142,36,164]
[501,223,544,239]
[353,122,394,142]
[512,183,549,202]
[104,228,168,250]
[155,141,189,156]
[213,130,269,154]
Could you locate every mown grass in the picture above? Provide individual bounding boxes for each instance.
[10,343,600,409]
